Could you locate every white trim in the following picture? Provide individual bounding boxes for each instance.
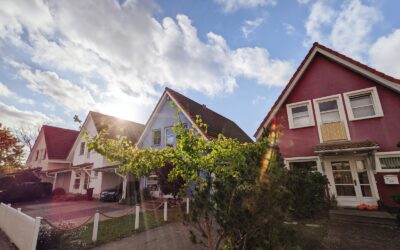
[313,94,351,143]
[286,100,315,129]
[255,46,400,139]
[375,151,400,172]
[343,87,384,121]
[284,156,323,173]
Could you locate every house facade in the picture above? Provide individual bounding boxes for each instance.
[137,87,252,197]
[26,125,79,191]
[65,111,145,198]
[255,43,400,208]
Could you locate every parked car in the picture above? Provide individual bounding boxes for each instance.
[100,186,122,202]
[0,182,53,203]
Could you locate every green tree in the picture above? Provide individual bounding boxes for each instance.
[0,123,24,173]
[87,116,292,249]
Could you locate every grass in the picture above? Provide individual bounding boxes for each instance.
[58,207,183,250]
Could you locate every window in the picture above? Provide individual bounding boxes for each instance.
[92,170,98,178]
[153,129,161,146]
[344,87,383,121]
[286,100,315,129]
[376,152,400,172]
[84,174,89,189]
[165,127,175,147]
[74,173,81,189]
[43,149,47,160]
[288,161,318,171]
[318,100,340,123]
[35,150,39,161]
[79,142,85,155]
[87,148,91,158]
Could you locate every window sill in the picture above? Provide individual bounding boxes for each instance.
[348,114,383,121]
[290,124,315,129]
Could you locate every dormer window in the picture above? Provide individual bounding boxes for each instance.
[344,87,383,121]
[287,100,315,129]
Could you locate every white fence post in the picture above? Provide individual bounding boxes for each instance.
[164,201,168,221]
[92,211,100,242]
[17,208,21,213]
[186,198,190,214]
[135,205,140,230]
[31,217,41,250]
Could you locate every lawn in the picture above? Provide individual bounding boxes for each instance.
[58,207,183,250]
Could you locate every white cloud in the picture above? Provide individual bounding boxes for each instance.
[0,81,35,105]
[330,0,380,60]
[241,18,264,38]
[304,0,380,60]
[369,29,400,78]
[0,101,62,129]
[0,0,295,125]
[214,0,276,12]
[19,68,95,112]
[283,23,295,35]
[297,0,311,4]
[252,95,266,105]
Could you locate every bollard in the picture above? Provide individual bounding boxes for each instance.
[164,201,168,221]
[92,211,100,242]
[135,205,140,230]
[186,198,189,214]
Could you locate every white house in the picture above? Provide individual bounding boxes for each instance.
[65,111,145,198]
[26,125,79,191]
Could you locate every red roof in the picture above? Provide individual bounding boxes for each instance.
[166,88,252,143]
[42,125,79,160]
[254,42,400,137]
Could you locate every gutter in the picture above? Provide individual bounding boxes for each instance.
[315,146,380,154]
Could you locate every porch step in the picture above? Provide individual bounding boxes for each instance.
[329,209,398,227]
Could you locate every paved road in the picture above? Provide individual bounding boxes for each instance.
[92,222,203,250]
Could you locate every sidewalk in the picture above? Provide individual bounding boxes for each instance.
[92,222,203,250]
[0,230,16,250]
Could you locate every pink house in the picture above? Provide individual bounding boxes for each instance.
[255,43,400,208]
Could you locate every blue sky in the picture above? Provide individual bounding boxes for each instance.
[0,0,399,139]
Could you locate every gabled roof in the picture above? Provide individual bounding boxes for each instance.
[42,125,79,160]
[254,42,400,139]
[89,111,145,143]
[138,87,252,144]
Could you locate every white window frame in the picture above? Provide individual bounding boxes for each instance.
[343,87,384,121]
[286,100,315,129]
[164,126,175,147]
[313,94,351,143]
[79,142,85,155]
[152,129,161,146]
[284,156,323,173]
[375,151,400,172]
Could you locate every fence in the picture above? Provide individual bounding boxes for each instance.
[0,203,41,250]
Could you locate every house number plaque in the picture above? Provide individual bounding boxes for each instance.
[383,175,399,185]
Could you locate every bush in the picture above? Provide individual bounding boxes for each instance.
[0,182,49,203]
[37,225,63,250]
[287,168,329,219]
[0,176,15,190]
[52,188,66,197]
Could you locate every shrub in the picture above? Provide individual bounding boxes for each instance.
[52,188,66,197]
[287,168,329,219]
[0,176,15,190]
[1,182,47,203]
[37,225,63,250]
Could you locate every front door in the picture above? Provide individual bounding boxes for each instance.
[325,158,377,207]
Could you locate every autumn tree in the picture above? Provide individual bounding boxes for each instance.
[0,124,24,173]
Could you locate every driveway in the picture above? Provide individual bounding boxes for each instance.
[14,200,134,224]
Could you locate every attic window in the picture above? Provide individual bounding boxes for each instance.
[165,127,175,147]
[43,149,46,160]
[344,87,383,121]
[35,150,39,161]
[286,100,315,129]
[79,142,85,155]
[153,129,161,146]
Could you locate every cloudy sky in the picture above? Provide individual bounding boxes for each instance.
[0,0,399,138]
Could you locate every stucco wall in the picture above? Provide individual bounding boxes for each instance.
[272,54,400,158]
